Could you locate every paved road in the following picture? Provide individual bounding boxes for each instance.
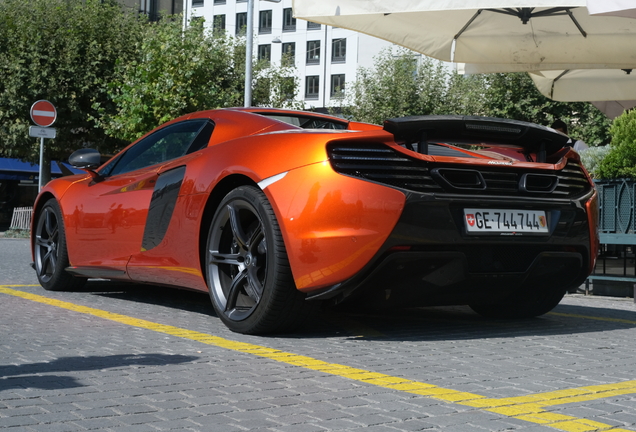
[1,237,636,431]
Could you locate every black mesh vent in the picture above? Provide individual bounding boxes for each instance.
[328,143,442,193]
[554,162,590,196]
[328,143,591,198]
[467,169,518,193]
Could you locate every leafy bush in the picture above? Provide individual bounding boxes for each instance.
[596,110,636,179]
[579,145,611,178]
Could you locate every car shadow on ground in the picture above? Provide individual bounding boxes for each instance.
[306,300,636,342]
[77,279,217,316]
[71,280,636,342]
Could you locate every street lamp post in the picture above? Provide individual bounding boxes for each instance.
[244,0,280,107]
[244,0,255,107]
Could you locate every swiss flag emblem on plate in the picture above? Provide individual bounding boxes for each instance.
[466,214,475,227]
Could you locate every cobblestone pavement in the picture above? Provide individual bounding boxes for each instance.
[1,238,636,431]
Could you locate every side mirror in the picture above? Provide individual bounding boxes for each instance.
[69,148,101,170]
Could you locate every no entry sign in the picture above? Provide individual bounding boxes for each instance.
[30,100,57,127]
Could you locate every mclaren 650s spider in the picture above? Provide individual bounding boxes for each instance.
[31,108,598,334]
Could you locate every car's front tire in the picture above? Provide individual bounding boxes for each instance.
[206,186,309,334]
[33,199,86,291]
[469,287,566,319]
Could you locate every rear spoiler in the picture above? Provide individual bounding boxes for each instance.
[383,115,571,162]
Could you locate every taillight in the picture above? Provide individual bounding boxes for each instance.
[585,189,600,272]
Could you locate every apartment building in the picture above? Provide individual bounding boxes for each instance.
[184,0,395,111]
[120,0,184,21]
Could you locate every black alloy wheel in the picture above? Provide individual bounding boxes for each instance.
[33,199,86,291]
[206,186,309,334]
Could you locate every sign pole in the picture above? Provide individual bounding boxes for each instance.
[38,136,45,191]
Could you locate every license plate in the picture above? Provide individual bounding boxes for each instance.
[464,208,548,234]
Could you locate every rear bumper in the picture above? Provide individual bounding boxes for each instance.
[307,189,594,306]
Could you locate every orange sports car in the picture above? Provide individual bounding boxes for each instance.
[31,108,598,334]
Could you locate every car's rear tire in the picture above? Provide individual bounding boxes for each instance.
[469,287,566,319]
[205,186,310,334]
[33,199,87,291]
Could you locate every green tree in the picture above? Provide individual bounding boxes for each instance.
[339,48,427,124]
[251,51,303,110]
[234,46,303,111]
[442,72,488,116]
[0,0,144,162]
[252,67,303,110]
[483,72,611,146]
[595,109,636,179]
[94,17,242,142]
[96,19,302,143]
[339,47,488,124]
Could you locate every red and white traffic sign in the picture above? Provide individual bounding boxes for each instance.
[30,100,57,127]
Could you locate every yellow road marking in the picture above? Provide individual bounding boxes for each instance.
[549,312,636,326]
[1,286,634,432]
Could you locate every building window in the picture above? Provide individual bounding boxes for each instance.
[332,38,346,63]
[213,0,225,4]
[281,42,295,66]
[213,15,226,33]
[331,74,345,97]
[307,21,321,30]
[259,10,272,34]
[258,44,271,63]
[192,0,204,6]
[236,12,247,35]
[283,8,296,32]
[306,40,320,65]
[236,0,246,2]
[140,0,160,21]
[305,76,319,99]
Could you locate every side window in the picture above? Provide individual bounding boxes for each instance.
[187,121,215,153]
[107,120,209,176]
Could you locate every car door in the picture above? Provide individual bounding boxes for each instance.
[63,119,213,278]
